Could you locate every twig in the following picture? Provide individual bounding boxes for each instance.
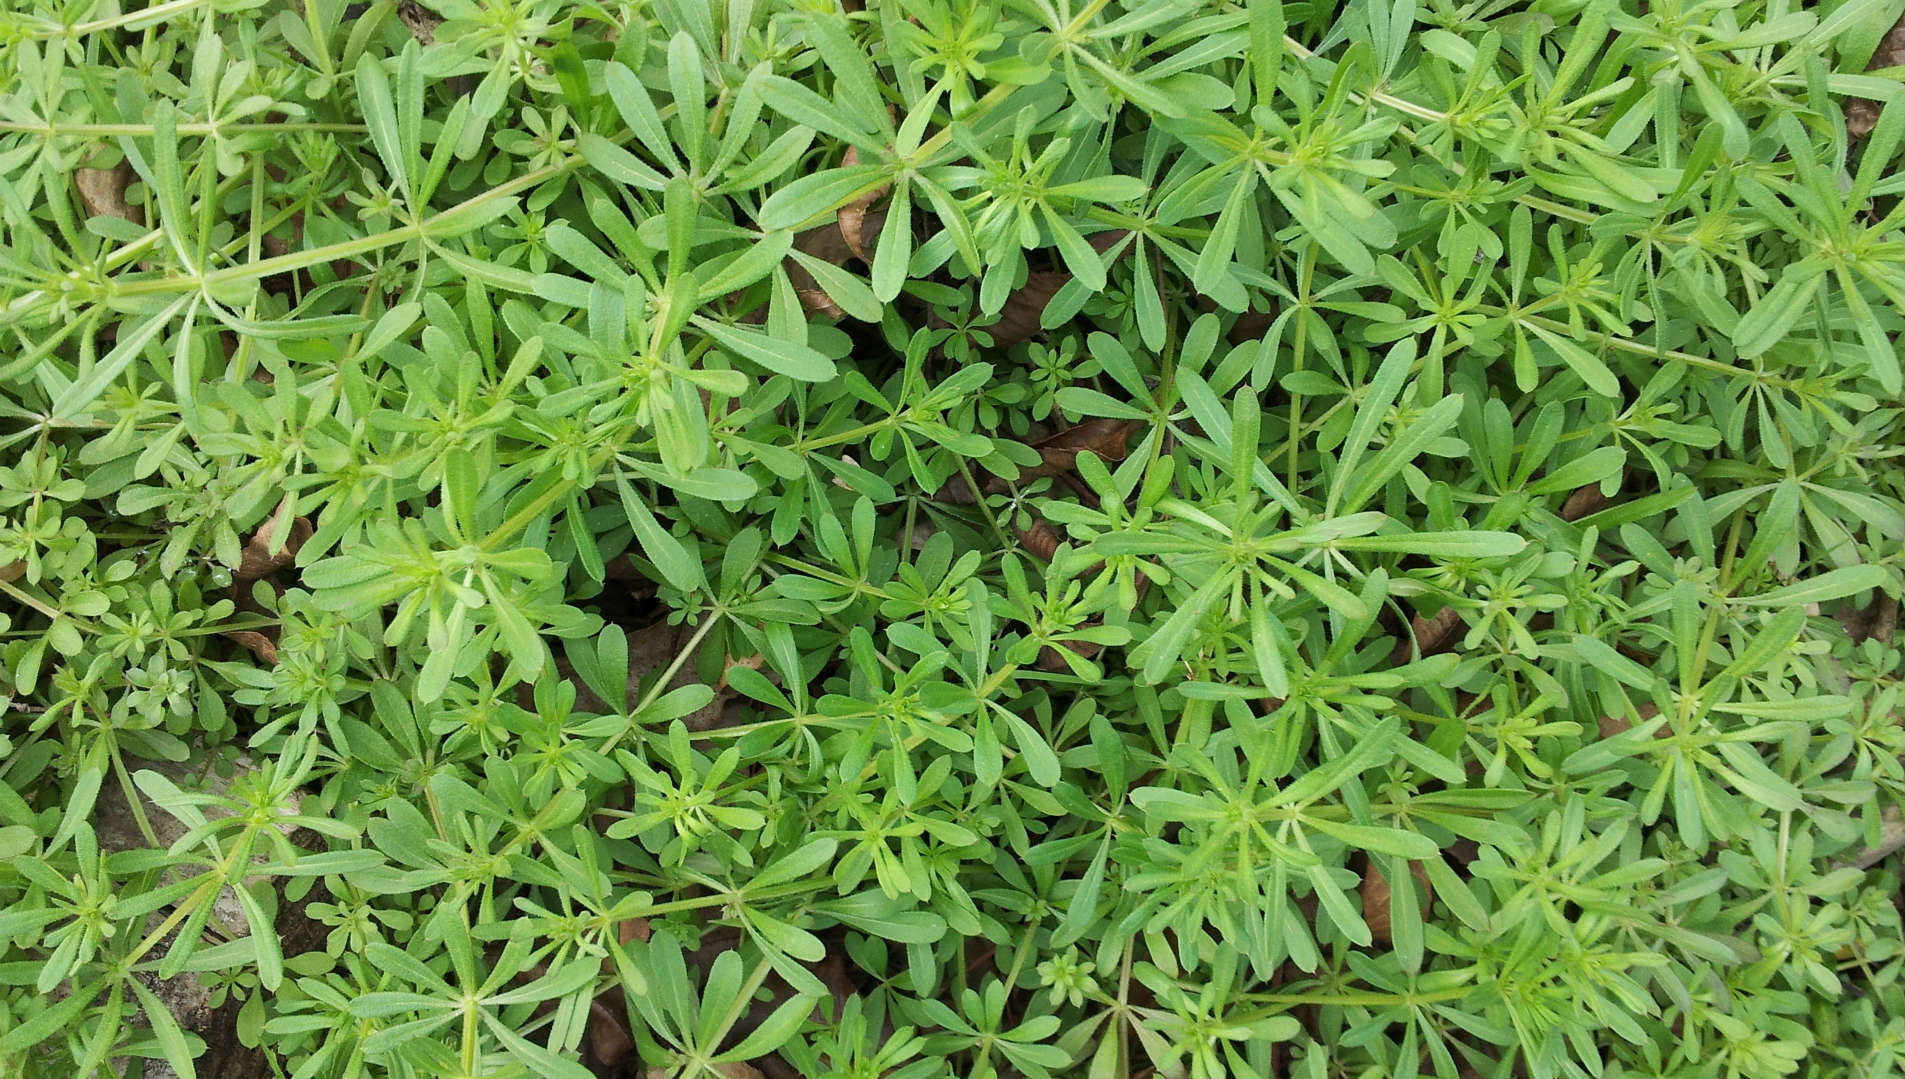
[1837,807,1905,871]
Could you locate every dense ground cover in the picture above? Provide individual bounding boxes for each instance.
[3,0,1905,1075]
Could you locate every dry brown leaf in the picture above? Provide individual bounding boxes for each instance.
[219,506,313,668]
[1361,863,1392,939]
[790,201,891,320]
[1412,607,1464,655]
[1837,592,1899,646]
[598,917,653,981]
[223,630,279,664]
[0,560,23,584]
[837,144,891,262]
[789,221,854,319]
[1390,606,1463,666]
[1598,700,1663,740]
[985,270,1077,348]
[1560,483,1610,521]
[1034,418,1142,469]
[585,994,634,1073]
[1018,517,1061,562]
[780,141,894,321]
[1227,304,1278,346]
[1847,10,1905,141]
[396,0,441,44]
[939,419,1141,505]
[235,511,314,583]
[1362,860,1435,944]
[75,163,141,224]
[1038,639,1103,672]
[986,231,1130,347]
[719,652,764,691]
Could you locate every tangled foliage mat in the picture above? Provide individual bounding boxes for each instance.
[3,0,1905,1075]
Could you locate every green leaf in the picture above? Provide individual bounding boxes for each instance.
[1523,321,1621,397]
[1330,530,1525,558]
[756,165,890,231]
[1003,710,1061,786]
[1307,818,1440,859]
[1051,838,1109,948]
[1194,173,1253,296]
[815,893,949,942]
[51,747,105,850]
[692,317,837,381]
[1720,606,1806,682]
[1132,574,1224,684]
[442,448,479,539]
[604,61,681,171]
[1338,394,1464,514]
[355,51,411,200]
[717,124,816,193]
[785,253,882,321]
[801,10,891,135]
[0,985,100,1056]
[1332,337,1415,515]
[579,133,668,191]
[1733,565,1887,606]
[750,839,838,891]
[1250,602,1291,698]
[233,880,284,990]
[614,469,706,593]
[1527,445,1627,498]
[1308,864,1371,946]
[1277,720,1400,807]
[871,183,913,302]
[695,230,795,300]
[1733,265,1825,357]
[757,75,878,148]
[1574,634,1657,690]
[359,302,420,359]
[128,979,203,1079]
[1811,0,1894,45]
[718,990,817,1062]
[1080,49,1186,118]
[1047,176,1150,202]
[53,295,193,419]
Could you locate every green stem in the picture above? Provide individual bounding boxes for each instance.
[1512,312,1759,380]
[41,0,211,38]
[1236,984,1473,1012]
[1280,35,1451,123]
[122,824,258,969]
[0,121,368,136]
[597,612,722,758]
[796,416,899,452]
[953,456,1016,552]
[0,578,99,632]
[477,440,625,555]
